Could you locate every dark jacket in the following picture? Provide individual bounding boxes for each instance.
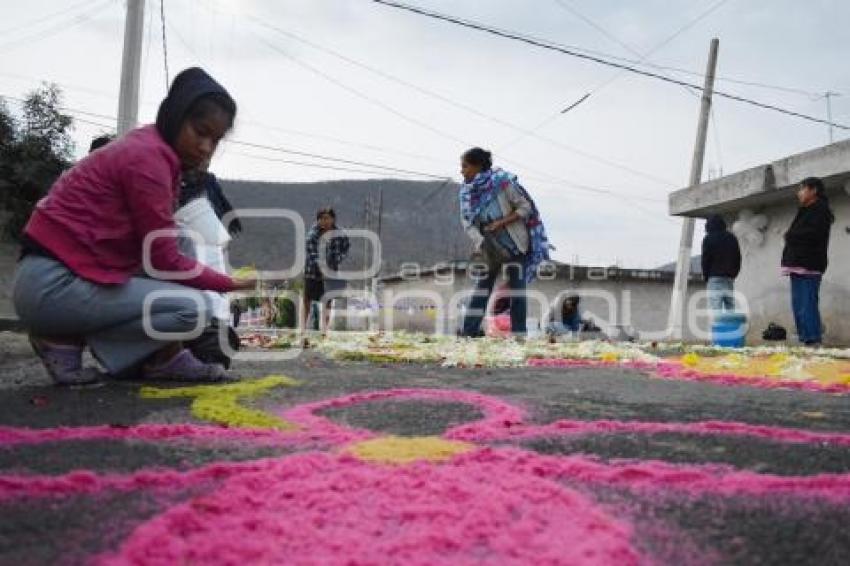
[781,198,834,273]
[701,215,741,280]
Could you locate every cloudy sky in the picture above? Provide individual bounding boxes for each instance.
[2,0,848,268]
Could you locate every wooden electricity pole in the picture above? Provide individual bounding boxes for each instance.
[667,38,719,340]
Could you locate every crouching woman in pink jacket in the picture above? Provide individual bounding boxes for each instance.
[13,67,257,385]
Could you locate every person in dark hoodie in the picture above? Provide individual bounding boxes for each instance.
[701,214,741,312]
[12,67,258,385]
[179,161,242,236]
[781,177,834,345]
[88,135,113,153]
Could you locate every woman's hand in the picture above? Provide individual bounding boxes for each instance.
[484,219,505,233]
[232,275,290,291]
[485,210,524,233]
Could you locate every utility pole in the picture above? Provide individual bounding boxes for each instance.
[667,38,719,340]
[375,187,383,239]
[362,193,372,282]
[117,0,146,136]
[824,91,841,143]
[361,189,382,330]
[375,186,383,273]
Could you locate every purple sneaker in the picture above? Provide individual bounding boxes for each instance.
[142,348,228,382]
[29,336,103,386]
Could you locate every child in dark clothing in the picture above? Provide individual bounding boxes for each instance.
[547,295,582,336]
[701,215,741,312]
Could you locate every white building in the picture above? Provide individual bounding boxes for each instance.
[375,262,706,341]
[670,139,850,345]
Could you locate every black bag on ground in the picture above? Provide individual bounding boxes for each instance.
[762,323,787,341]
[185,320,240,369]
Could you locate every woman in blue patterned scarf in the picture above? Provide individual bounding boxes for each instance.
[459,147,551,338]
[302,208,350,333]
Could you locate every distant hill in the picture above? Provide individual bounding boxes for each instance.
[221,178,473,277]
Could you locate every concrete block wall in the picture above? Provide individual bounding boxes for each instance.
[377,270,707,341]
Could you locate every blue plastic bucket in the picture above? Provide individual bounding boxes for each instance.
[711,312,747,348]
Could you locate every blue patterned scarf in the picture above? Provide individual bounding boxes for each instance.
[459,168,552,283]
[304,223,350,279]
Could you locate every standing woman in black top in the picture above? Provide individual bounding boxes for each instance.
[780,177,835,345]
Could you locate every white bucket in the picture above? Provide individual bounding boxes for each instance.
[174,197,232,322]
[174,197,231,246]
[526,317,542,339]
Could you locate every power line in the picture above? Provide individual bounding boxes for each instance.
[225,2,676,186]
[246,26,471,150]
[507,9,830,100]
[0,93,452,180]
[160,0,170,87]
[368,0,811,98]
[553,0,725,96]
[0,4,724,189]
[0,70,119,100]
[3,89,673,208]
[239,119,448,168]
[0,95,113,129]
[364,0,832,101]
[2,69,459,176]
[227,140,451,180]
[155,19,451,169]
[244,25,679,198]
[538,47,830,99]
[229,149,446,179]
[0,93,116,122]
[0,66,529,173]
[2,6,679,208]
[552,0,647,60]
[238,21,681,200]
[0,0,102,35]
[4,87,682,222]
[370,0,850,131]
[499,0,724,149]
[559,92,591,114]
[160,3,451,169]
[654,66,826,98]
[0,0,115,53]
[3,64,675,198]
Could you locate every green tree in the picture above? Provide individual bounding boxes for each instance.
[0,84,75,241]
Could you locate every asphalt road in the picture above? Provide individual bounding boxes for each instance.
[1,330,849,565]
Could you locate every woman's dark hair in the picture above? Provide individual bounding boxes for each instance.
[801,176,835,222]
[801,177,825,196]
[316,207,336,220]
[186,93,236,130]
[462,147,493,170]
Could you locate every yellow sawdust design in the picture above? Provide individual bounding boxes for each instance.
[345,436,474,465]
[678,354,850,386]
[140,375,299,430]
